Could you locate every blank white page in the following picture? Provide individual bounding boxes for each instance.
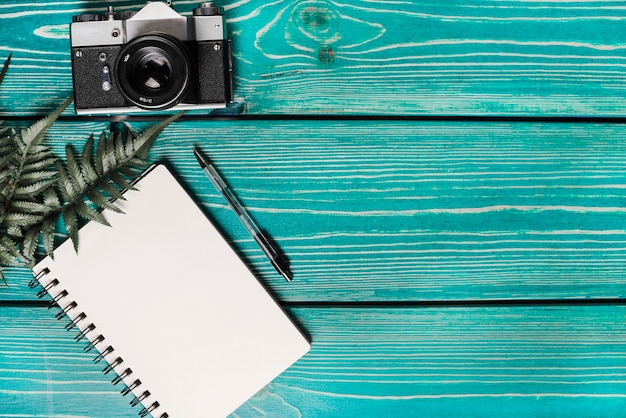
[33,164,310,418]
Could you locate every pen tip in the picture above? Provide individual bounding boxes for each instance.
[282,270,293,282]
[193,148,207,168]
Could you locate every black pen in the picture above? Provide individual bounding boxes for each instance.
[193,148,293,282]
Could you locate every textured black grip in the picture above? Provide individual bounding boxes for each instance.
[196,40,233,104]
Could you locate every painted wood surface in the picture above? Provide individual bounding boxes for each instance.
[2,120,626,303]
[2,0,626,115]
[2,0,626,417]
[2,306,626,417]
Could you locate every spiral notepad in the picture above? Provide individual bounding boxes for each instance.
[30,163,310,417]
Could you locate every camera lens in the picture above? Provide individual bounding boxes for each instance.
[138,54,171,89]
[117,35,193,110]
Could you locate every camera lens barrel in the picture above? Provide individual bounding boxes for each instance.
[116,35,193,110]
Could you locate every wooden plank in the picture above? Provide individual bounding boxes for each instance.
[271,305,626,417]
[1,306,625,417]
[1,119,625,302]
[2,1,626,116]
[0,307,139,417]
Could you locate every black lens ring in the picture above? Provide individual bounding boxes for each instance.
[116,34,192,110]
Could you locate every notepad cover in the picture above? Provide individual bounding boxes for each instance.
[33,164,310,417]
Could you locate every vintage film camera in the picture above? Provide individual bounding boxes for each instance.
[70,1,233,114]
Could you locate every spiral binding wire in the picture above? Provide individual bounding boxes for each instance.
[31,268,169,418]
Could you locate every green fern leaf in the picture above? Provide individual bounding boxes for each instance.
[0,170,12,185]
[94,131,106,176]
[126,157,147,168]
[13,180,54,198]
[20,97,72,148]
[97,178,126,201]
[43,187,60,208]
[81,133,94,164]
[87,189,123,213]
[21,226,40,264]
[134,112,183,157]
[14,170,55,185]
[80,134,99,183]
[64,145,87,190]
[0,235,20,253]
[82,161,99,185]
[0,248,18,266]
[4,212,41,227]
[114,134,126,162]
[10,200,49,213]
[109,170,134,190]
[62,206,79,252]
[41,216,56,257]
[22,156,57,173]
[6,224,22,238]
[0,153,13,172]
[55,160,75,201]
[104,132,117,172]
[117,165,141,179]
[74,199,109,226]
[0,102,180,280]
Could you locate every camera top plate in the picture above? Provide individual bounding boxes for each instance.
[71,2,226,47]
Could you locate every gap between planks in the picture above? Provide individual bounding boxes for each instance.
[3,298,626,309]
[6,114,626,124]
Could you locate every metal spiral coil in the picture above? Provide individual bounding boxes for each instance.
[31,268,169,418]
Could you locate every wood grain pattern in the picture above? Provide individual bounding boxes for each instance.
[1,119,625,302]
[0,307,139,417]
[2,306,625,417]
[228,0,626,116]
[2,1,626,416]
[2,1,626,115]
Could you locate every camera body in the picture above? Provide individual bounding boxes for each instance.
[70,2,233,114]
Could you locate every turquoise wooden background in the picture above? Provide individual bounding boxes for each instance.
[1,0,626,417]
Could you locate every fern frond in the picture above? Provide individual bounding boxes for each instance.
[117,165,139,178]
[0,246,20,266]
[97,178,126,201]
[6,224,21,238]
[114,134,126,162]
[9,200,49,213]
[74,199,109,226]
[64,144,87,190]
[3,212,41,227]
[87,189,123,213]
[20,97,72,149]
[94,131,106,176]
[109,170,135,190]
[22,154,56,171]
[0,143,13,158]
[0,104,180,280]
[80,135,99,183]
[52,113,182,252]
[0,152,13,169]
[134,112,183,157]
[13,180,54,198]
[62,206,79,252]
[21,226,40,265]
[42,187,60,208]
[0,168,11,184]
[54,160,75,202]
[41,216,56,257]
[13,170,55,185]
